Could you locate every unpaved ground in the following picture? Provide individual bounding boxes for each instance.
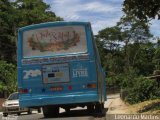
[106,94,130,114]
[106,95,160,114]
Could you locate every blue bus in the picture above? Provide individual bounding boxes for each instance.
[17,22,106,117]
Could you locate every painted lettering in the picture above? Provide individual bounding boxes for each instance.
[73,68,88,78]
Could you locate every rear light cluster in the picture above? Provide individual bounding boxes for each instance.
[87,83,97,89]
[18,83,96,94]
[68,86,73,90]
[19,89,28,94]
[50,86,73,91]
[50,86,63,91]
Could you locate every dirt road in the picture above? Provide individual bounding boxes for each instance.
[106,93,129,114]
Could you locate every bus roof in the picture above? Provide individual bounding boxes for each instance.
[19,21,91,32]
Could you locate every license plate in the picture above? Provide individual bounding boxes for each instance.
[43,63,69,83]
[55,72,64,77]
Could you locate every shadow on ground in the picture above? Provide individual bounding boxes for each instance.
[40,108,107,119]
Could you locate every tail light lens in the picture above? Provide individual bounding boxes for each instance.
[68,86,73,90]
[50,86,63,91]
[87,84,97,89]
[19,89,28,94]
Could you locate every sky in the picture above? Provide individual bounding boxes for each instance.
[43,0,160,37]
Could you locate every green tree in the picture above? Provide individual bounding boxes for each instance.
[117,15,152,70]
[14,0,63,27]
[96,14,156,98]
[0,60,17,94]
[0,0,17,63]
[123,0,160,20]
[96,15,152,73]
[127,42,155,75]
[125,77,160,104]
[153,39,160,70]
[0,0,63,93]
[0,0,63,63]
[95,37,106,67]
[95,26,124,72]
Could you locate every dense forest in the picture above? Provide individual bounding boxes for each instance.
[0,0,63,94]
[96,15,160,103]
[97,0,160,104]
[0,0,160,104]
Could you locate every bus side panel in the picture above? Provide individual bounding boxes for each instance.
[17,29,23,90]
[97,66,106,103]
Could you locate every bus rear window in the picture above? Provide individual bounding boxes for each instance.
[23,26,87,58]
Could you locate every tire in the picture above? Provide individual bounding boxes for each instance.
[95,103,105,116]
[37,108,41,113]
[3,113,8,117]
[87,104,94,113]
[28,108,32,114]
[43,106,59,118]
[17,112,21,116]
[65,108,70,113]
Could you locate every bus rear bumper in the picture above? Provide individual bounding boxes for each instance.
[19,91,99,107]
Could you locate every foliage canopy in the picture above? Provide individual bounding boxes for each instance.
[123,0,160,20]
[0,0,62,94]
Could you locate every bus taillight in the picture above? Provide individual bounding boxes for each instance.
[87,84,97,89]
[68,86,73,90]
[50,86,63,91]
[19,89,28,94]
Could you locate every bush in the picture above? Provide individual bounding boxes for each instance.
[0,60,17,94]
[125,77,159,104]
[153,70,160,75]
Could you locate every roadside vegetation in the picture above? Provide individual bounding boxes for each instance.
[96,0,160,105]
[0,0,159,108]
[0,0,63,95]
[0,61,17,94]
[126,99,160,114]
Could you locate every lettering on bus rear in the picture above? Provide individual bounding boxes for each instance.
[73,68,88,78]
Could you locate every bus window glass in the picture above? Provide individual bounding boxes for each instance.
[23,26,87,58]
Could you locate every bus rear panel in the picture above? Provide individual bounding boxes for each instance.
[17,22,106,116]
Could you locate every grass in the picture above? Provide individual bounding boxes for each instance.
[126,99,160,114]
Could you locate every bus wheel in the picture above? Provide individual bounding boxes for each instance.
[37,108,41,113]
[43,106,59,118]
[28,108,32,114]
[17,112,21,116]
[95,103,105,116]
[87,104,94,113]
[3,113,8,117]
[65,108,70,113]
